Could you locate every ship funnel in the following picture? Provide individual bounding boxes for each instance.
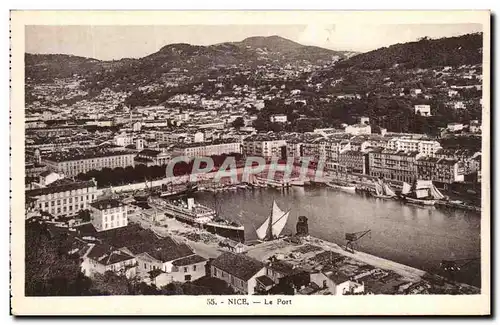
[187,197,195,211]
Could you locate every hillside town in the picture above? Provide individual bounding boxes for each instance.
[24,32,483,297]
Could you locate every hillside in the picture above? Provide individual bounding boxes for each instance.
[25,54,101,82]
[25,36,352,89]
[335,33,483,70]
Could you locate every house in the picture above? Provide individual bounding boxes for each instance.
[447,123,464,132]
[219,239,246,253]
[469,120,482,133]
[135,149,171,166]
[270,114,288,123]
[130,236,195,279]
[151,254,207,287]
[310,270,364,295]
[82,243,137,279]
[210,252,266,294]
[414,105,431,116]
[345,124,371,135]
[38,171,64,187]
[410,89,422,97]
[90,198,128,232]
[255,260,310,294]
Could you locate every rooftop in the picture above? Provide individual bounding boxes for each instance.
[172,139,240,149]
[90,198,124,210]
[256,275,275,287]
[26,180,96,198]
[87,244,135,265]
[44,149,135,162]
[137,149,162,157]
[211,252,265,281]
[172,254,207,266]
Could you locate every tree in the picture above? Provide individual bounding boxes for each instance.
[76,209,92,222]
[231,117,245,129]
[25,221,92,296]
[91,271,130,295]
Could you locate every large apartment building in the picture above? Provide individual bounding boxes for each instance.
[243,135,286,159]
[25,179,98,218]
[339,150,368,174]
[416,157,465,184]
[43,150,136,177]
[368,148,421,183]
[171,139,242,158]
[90,198,128,232]
[387,137,442,157]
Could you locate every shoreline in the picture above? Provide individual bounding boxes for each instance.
[129,207,480,294]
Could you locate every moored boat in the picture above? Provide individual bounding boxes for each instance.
[399,179,445,206]
[255,200,291,241]
[290,179,305,187]
[326,181,356,193]
[159,196,245,242]
[372,178,397,200]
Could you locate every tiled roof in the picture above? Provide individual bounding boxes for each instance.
[138,149,161,157]
[147,237,193,262]
[90,198,124,210]
[26,180,96,197]
[211,252,265,281]
[172,254,207,266]
[256,275,275,287]
[87,244,135,265]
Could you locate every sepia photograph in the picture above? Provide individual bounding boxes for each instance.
[10,10,491,315]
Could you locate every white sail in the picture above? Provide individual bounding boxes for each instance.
[415,188,429,199]
[271,210,290,238]
[375,183,383,196]
[256,200,290,240]
[256,215,271,240]
[383,184,397,197]
[429,184,445,200]
[402,182,412,194]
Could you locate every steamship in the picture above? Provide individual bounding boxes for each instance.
[159,197,245,242]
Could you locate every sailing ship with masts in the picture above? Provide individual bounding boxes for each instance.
[372,178,397,199]
[255,200,291,241]
[326,165,356,193]
[399,179,446,206]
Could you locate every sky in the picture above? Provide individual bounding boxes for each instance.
[25,24,482,61]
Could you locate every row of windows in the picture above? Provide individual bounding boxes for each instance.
[42,189,94,199]
[102,219,127,230]
[41,194,94,207]
[41,204,86,214]
[103,213,126,222]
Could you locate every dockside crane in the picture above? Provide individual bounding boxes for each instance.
[345,230,371,253]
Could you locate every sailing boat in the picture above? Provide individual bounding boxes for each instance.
[255,200,291,241]
[372,178,397,199]
[326,165,356,193]
[401,179,445,206]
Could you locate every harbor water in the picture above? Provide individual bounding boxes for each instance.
[193,186,481,287]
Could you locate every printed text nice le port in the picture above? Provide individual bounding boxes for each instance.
[207,298,292,306]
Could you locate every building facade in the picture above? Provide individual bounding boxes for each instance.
[171,140,242,158]
[90,198,128,232]
[387,137,442,157]
[26,180,98,218]
[416,157,465,184]
[243,135,287,159]
[368,148,420,182]
[210,252,266,295]
[339,150,368,174]
[43,151,136,177]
